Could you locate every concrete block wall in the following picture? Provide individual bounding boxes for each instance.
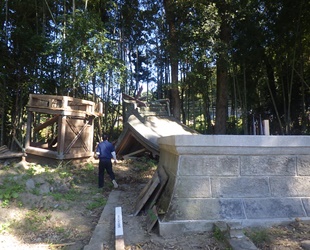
[156,135,310,236]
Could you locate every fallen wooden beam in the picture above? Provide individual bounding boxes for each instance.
[0,152,24,159]
[0,145,9,154]
[0,145,24,159]
[123,148,146,160]
[134,171,160,216]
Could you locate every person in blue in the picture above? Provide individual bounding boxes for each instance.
[95,134,118,188]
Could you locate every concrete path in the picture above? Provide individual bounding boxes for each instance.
[83,190,121,250]
[84,186,259,250]
[83,185,149,250]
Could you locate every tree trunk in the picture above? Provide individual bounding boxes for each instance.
[163,0,181,120]
[214,2,230,134]
[215,55,228,134]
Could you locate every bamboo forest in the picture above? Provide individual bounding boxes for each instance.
[1,0,310,149]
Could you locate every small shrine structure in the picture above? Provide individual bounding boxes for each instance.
[25,94,102,160]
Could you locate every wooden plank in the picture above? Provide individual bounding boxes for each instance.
[115,207,125,250]
[0,145,24,159]
[136,167,169,232]
[57,115,67,158]
[0,152,24,159]
[25,111,32,149]
[28,94,97,116]
[123,148,146,160]
[33,115,59,132]
[13,136,24,151]
[25,146,58,158]
[133,171,160,216]
[27,107,93,117]
[135,166,169,221]
[0,145,9,154]
[64,119,90,153]
[149,166,168,205]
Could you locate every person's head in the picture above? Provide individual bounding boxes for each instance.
[102,134,109,141]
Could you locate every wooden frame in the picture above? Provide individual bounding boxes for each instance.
[25,94,102,160]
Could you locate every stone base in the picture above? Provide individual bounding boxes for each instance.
[156,135,310,236]
[158,217,310,237]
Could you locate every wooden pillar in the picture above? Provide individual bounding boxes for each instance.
[25,111,32,149]
[89,117,94,153]
[57,115,67,160]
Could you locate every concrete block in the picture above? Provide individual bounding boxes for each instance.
[179,155,239,176]
[270,177,310,197]
[214,222,258,250]
[158,135,310,155]
[297,156,310,175]
[98,192,121,224]
[174,176,211,198]
[228,237,258,250]
[241,155,296,175]
[158,220,214,237]
[160,151,178,176]
[230,229,245,239]
[83,243,103,250]
[218,156,240,175]
[85,223,112,249]
[156,135,310,235]
[301,198,310,216]
[211,177,270,198]
[178,155,206,175]
[243,198,306,219]
[227,221,243,230]
[164,198,245,220]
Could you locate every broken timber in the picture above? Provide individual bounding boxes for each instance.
[116,92,198,159]
[0,145,24,160]
[133,166,168,216]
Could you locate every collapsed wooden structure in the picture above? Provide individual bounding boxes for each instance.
[25,94,102,160]
[115,93,198,159]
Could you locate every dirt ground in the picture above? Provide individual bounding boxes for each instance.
[1,157,310,250]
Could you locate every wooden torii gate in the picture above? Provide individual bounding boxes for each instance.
[25,94,102,160]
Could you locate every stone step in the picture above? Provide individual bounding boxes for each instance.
[214,222,258,250]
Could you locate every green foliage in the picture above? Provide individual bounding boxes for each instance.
[0,222,11,233]
[86,197,107,210]
[134,157,157,171]
[50,189,81,202]
[147,208,157,222]
[2,0,310,146]
[85,162,95,171]
[0,178,24,207]
[226,115,244,135]
[244,227,271,245]
[25,166,36,177]
[54,226,66,234]
[54,161,73,179]
[213,226,225,242]
[15,209,52,232]
[0,160,112,245]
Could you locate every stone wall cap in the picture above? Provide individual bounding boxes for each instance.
[158,135,310,148]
